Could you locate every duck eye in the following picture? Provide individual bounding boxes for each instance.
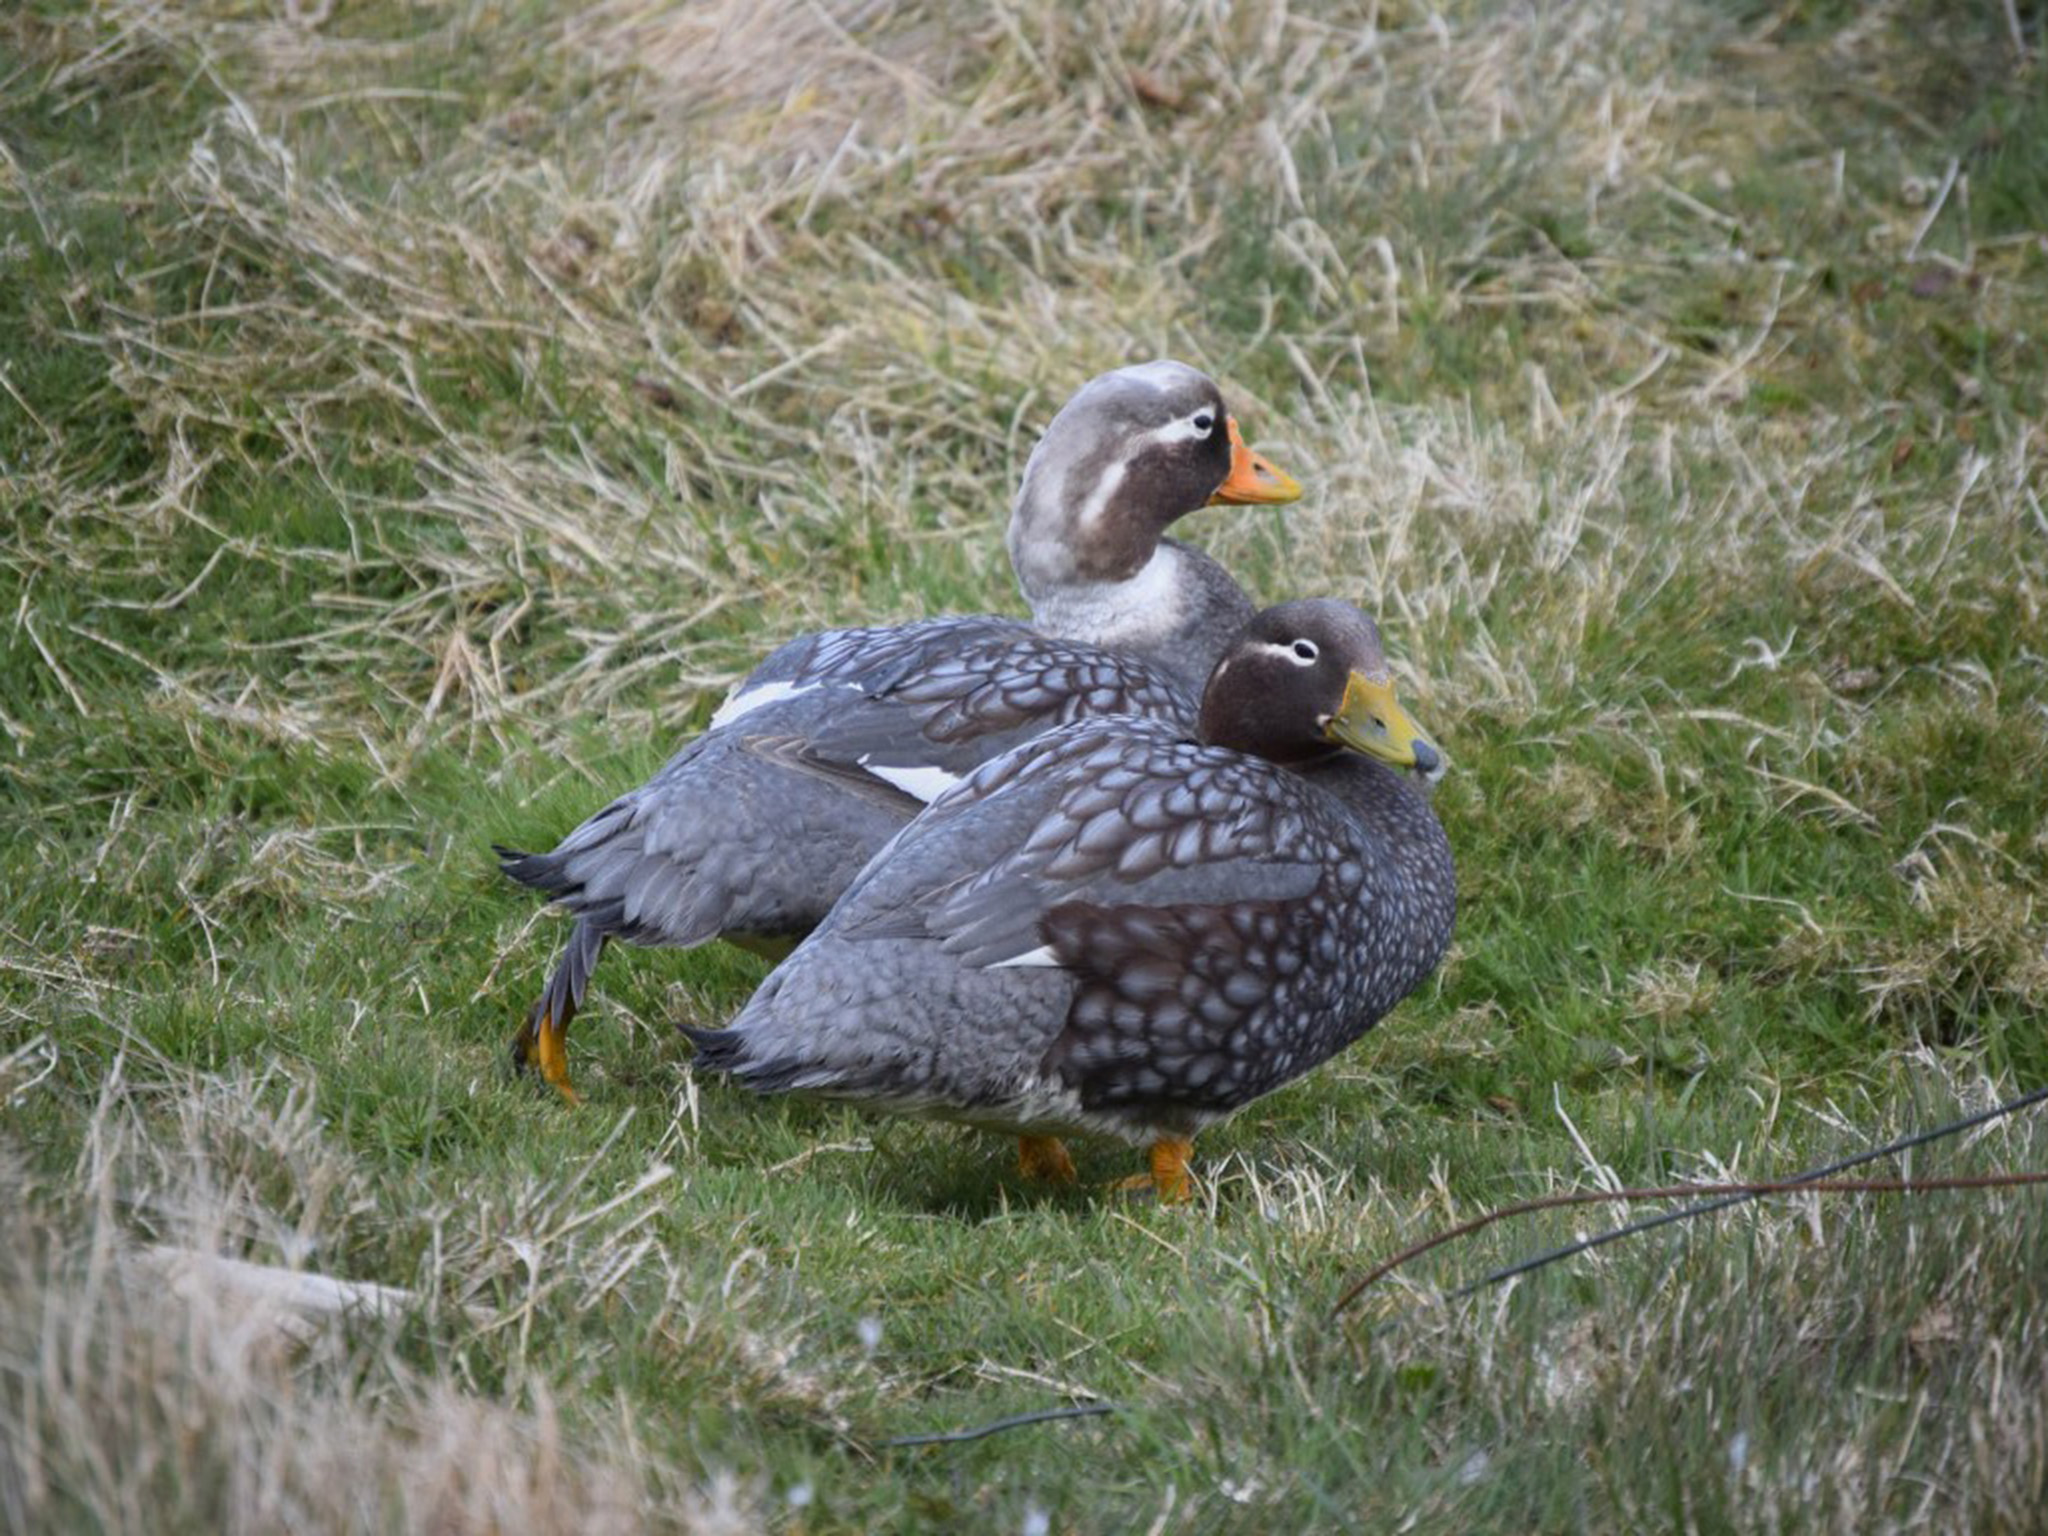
[1291,640,1319,663]
[1192,412,1215,435]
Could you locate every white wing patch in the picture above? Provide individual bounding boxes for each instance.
[988,944,1063,970]
[857,758,963,804]
[709,679,817,730]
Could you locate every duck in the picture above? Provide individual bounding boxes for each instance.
[683,598,1455,1200]
[496,362,1302,1102]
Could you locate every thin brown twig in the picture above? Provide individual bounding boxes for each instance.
[1331,1172,2048,1318]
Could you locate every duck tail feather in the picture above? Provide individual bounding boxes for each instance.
[680,1023,751,1077]
[497,843,577,897]
[526,920,608,1039]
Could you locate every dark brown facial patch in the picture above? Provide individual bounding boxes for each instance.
[1065,383,1234,583]
[1197,600,1390,763]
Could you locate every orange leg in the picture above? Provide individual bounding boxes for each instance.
[1147,1137,1195,1203]
[517,1009,583,1106]
[1111,1137,1197,1202]
[1017,1135,1078,1184]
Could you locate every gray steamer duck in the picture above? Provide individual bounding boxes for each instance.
[686,599,1454,1198]
[497,362,1301,1100]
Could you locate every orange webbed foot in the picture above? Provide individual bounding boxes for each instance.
[514,1009,582,1106]
[1017,1135,1078,1184]
[1111,1138,1196,1203]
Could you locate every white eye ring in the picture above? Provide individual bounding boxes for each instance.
[1192,412,1215,434]
[1291,640,1319,663]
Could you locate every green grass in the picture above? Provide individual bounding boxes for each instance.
[4,0,2047,1530]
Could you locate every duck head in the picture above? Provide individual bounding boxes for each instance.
[1007,360,1300,596]
[1199,599,1444,784]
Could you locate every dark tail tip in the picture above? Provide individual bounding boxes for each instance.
[497,844,572,896]
[680,1024,747,1075]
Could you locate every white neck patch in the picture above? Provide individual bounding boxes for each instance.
[1027,543,1187,651]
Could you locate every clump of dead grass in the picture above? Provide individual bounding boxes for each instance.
[0,1063,761,1535]
[1862,835,2048,1039]
[17,0,2041,780]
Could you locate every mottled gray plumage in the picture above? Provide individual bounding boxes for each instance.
[497,362,1298,1085]
[687,601,1456,1166]
[498,619,1199,953]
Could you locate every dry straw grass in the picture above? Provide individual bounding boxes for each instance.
[0,1062,757,1534]
[5,0,2047,1526]
[26,0,2038,757]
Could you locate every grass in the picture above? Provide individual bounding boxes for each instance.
[3,0,2047,1529]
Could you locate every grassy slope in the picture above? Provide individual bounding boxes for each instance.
[2,0,2046,1529]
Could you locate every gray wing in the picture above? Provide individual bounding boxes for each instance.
[707,720,1366,1118]
[1031,757,1451,1116]
[737,618,1200,799]
[499,726,913,947]
[502,619,1199,950]
[833,720,1327,965]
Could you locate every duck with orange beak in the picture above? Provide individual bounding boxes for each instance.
[497,361,1302,1102]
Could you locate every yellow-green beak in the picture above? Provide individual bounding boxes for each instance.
[1208,417,1303,505]
[1326,671,1443,780]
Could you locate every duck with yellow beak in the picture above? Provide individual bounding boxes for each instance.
[498,362,1302,1102]
[686,599,1453,1200]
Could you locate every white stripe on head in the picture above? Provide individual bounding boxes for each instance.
[1073,458,1127,537]
[1252,639,1319,668]
[1136,410,1220,449]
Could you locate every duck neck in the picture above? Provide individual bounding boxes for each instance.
[1305,753,1457,988]
[1021,539,1254,694]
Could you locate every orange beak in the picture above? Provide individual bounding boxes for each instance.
[1208,417,1303,505]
